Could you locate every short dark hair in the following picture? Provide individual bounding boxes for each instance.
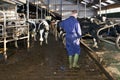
[72,10,77,13]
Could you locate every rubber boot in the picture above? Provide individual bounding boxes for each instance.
[69,55,73,69]
[73,54,80,68]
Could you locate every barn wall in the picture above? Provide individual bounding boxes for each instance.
[78,4,96,18]
[43,0,97,19]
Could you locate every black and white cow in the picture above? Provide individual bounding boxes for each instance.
[27,20,37,41]
[78,16,120,49]
[0,20,28,48]
[27,19,50,46]
[77,16,108,48]
[37,19,49,46]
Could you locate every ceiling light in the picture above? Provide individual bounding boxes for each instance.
[56,8,59,11]
[81,1,86,4]
[38,1,41,4]
[92,6,98,9]
[106,0,115,4]
[101,2,108,6]
[95,4,100,7]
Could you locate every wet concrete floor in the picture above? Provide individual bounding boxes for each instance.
[0,34,108,80]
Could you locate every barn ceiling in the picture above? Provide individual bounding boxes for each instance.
[0,0,119,18]
[69,0,120,9]
[1,0,119,10]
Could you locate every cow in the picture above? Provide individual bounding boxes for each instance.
[50,19,66,47]
[77,16,110,48]
[37,19,49,46]
[77,17,102,48]
[78,16,120,49]
[27,20,37,41]
[50,20,64,41]
[97,18,120,49]
[0,20,28,48]
[27,19,50,46]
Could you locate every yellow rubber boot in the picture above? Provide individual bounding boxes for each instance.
[73,54,80,68]
[69,55,73,69]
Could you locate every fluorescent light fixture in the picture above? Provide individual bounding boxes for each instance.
[56,8,59,11]
[92,6,98,9]
[101,2,108,6]
[106,0,115,4]
[95,4,100,7]
[49,4,51,7]
[83,0,92,3]
[81,1,86,4]
[38,1,41,4]
[35,1,41,4]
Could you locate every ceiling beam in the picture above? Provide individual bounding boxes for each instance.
[99,3,120,10]
[52,9,87,12]
[50,4,77,6]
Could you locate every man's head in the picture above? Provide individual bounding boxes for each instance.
[71,10,78,18]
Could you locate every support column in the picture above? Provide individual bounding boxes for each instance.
[36,0,38,21]
[77,0,80,16]
[99,0,102,17]
[85,2,86,18]
[60,0,63,19]
[27,0,30,48]
[3,11,7,61]
[41,3,42,19]
[47,0,50,16]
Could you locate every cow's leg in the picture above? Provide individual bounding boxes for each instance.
[54,27,58,41]
[13,35,19,48]
[44,31,49,44]
[63,37,66,48]
[93,38,98,48]
[62,33,66,48]
[15,40,18,48]
[58,30,63,39]
[34,32,37,41]
[32,29,37,41]
[39,29,44,46]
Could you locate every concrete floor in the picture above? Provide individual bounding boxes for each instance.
[82,38,120,80]
[0,34,107,80]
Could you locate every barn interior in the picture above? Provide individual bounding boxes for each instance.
[0,0,120,80]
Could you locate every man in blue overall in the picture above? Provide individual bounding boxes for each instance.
[60,10,82,69]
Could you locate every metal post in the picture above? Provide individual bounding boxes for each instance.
[77,0,80,16]
[15,4,18,48]
[55,0,57,11]
[99,0,102,17]
[27,0,29,20]
[40,3,42,19]
[1,11,7,61]
[105,7,107,17]
[47,0,50,16]
[27,0,30,48]
[85,2,86,18]
[36,0,38,21]
[45,8,46,19]
[60,0,63,19]
[15,5,18,20]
